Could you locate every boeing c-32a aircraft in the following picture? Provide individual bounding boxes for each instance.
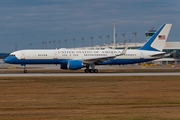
[4,24,172,73]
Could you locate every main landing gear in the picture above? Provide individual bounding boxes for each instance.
[84,64,98,73]
[84,69,98,73]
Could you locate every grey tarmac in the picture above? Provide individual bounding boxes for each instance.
[1,72,180,77]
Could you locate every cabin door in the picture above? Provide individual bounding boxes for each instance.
[21,51,25,59]
[53,51,58,59]
[140,51,144,59]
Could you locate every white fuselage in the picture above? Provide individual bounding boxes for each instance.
[5,48,163,65]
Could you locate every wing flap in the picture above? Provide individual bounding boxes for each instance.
[82,55,115,64]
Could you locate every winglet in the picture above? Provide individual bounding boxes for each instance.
[139,24,172,51]
[117,45,128,56]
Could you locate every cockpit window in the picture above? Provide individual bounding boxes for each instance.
[10,54,16,57]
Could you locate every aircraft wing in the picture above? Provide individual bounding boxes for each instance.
[71,55,115,64]
[82,55,116,64]
[80,45,128,64]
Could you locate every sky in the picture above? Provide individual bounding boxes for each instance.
[0,0,180,53]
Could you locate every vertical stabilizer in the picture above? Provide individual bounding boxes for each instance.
[140,24,172,51]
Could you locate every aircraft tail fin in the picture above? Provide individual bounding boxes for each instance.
[139,24,172,51]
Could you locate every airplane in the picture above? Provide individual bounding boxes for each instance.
[4,23,172,73]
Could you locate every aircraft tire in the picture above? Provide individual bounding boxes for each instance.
[89,69,94,73]
[24,70,27,73]
[94,69,98,73]
[84,69,89,73]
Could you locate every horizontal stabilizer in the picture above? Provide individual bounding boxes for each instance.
[150,50,175,57]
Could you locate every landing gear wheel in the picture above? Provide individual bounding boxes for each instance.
[89,69,94,73]
[24,70,27,73]
[94,69,98,73]
[84,69,89,73]
[22,64,27,73]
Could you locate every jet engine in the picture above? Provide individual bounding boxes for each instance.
[68,60,83,70]
[60,60,83,70]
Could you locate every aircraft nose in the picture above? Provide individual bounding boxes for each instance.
[4,55,19,64]
[4,57,9,63]
[4,56,11,63]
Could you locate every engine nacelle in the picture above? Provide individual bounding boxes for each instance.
[68,60,83,70]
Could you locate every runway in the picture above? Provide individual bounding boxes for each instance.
[1,72,180,77]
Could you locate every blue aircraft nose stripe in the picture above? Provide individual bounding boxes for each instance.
[4,55,70,64]
[4,56,19,64]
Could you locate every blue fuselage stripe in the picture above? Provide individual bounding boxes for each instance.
[4,56,155,65]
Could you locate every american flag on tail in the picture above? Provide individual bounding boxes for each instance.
[158,35,166,40]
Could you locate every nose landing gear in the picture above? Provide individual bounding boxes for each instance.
[24,69,27,73]
[22,65,27,73]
